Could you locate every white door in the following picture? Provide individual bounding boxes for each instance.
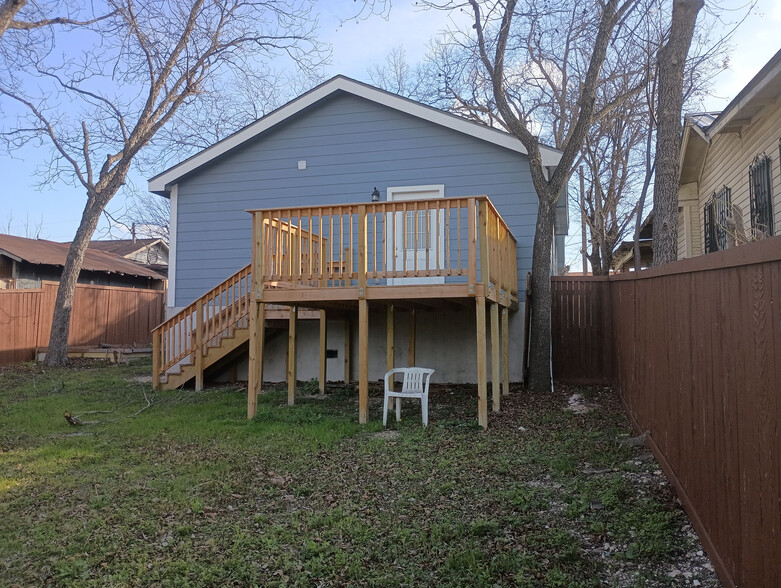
[386,185,445,285]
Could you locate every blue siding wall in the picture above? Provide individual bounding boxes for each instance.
[174,92,539,304]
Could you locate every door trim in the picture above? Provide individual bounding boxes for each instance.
[386,185,446,285]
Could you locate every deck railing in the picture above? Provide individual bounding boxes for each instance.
[153,196,518,387]
[250,196,518,299]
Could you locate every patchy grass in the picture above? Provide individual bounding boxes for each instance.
[0,361,718,587]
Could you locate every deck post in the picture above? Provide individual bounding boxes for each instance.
[287,305,298,405]
[502,306,510,396]
[343,317,351,384]
[358,204,367,295]
[408,308,416,366]
[476,296,488,429]
[490,301,500,413]
[358,299,369,424]
[319,309,327,395]
[248,301,265,419]
[194,302,204,392]
[152,328,161,391]
[248,211,265,419]
[479,199,491,299]
[386,304,395,372]
[467,198,477,293]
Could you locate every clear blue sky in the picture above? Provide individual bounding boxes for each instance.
[0,0,778,247]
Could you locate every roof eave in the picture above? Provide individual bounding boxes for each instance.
[147,76,563,195]
[707,48,781,137]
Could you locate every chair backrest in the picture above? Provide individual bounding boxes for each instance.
[402,368,435,393]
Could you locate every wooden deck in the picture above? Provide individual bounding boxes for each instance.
[246,196,519,428]
[153,196,519,428]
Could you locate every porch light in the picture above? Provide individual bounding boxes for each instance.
[371,187,380,202]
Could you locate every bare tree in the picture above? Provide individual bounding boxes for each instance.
[0,0,112,38]
[652,0,704,265]
[1,209,44,238]
[0,0,333,365]
[417,0,636,392]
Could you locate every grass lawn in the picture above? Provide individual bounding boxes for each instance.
[0,360,719,587]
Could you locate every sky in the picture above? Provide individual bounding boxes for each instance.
[0,0,779,252]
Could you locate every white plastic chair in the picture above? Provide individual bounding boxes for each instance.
[383,367,435,427]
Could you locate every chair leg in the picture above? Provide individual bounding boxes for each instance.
[422,394,428,427]
[382,394,389,426]
[396,397,401,422]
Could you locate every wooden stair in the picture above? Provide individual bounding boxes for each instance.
[153,264,320,390]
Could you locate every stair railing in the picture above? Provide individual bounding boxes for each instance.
[153,264,251,388]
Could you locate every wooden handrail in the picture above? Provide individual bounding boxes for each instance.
[249,196,518,298]
[152,264,252,387]
[154,196,518,388]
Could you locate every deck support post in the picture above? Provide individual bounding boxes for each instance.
[408,308,416,366]
[387,304,397,410]
[387,303,395,371]
[248,301,265,419]
[319,309,327,395]
[358,299,369,424]
[502,307,510,396]
[476,296,488,429]
[490,301,500,413]
[248,210,265,419]
[343,317,351,385]
[287,305,298,405]
[194,302,204,392]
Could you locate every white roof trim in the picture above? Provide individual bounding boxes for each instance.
[148,76,563,195]
[707,50,781,137]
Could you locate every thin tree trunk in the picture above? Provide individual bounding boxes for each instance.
[45,194,108,365]
[527,194,556,393]
[633,128,655,270]
[652,0,703,265]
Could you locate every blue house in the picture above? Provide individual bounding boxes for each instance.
[148,76,566,427]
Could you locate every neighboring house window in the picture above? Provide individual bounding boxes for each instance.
[748,153,774,236]
[704,186,731,253]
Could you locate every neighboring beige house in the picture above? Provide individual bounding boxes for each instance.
[678,49,781,259]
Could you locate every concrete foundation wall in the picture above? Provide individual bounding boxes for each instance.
[213,303,525,384]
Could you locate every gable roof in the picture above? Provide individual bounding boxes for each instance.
[148,75,563,195]
[0,234,165,280]
[85,238,168,258]
[679,48,781,185]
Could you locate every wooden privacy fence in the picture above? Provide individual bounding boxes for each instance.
[551,237,781,588]
[0,281,165,365]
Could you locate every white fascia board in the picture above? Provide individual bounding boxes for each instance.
[707,53,781,138]
[148,76,563,195]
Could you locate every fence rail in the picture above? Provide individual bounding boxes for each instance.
[0,282,164,365]
[550,236,781,588]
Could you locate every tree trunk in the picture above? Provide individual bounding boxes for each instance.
[0,0,25,37]
[634,127,655,271]
[45,194,108,365]
[527,194,556,393]
[652,0,703,266]
[588,248,602,276]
